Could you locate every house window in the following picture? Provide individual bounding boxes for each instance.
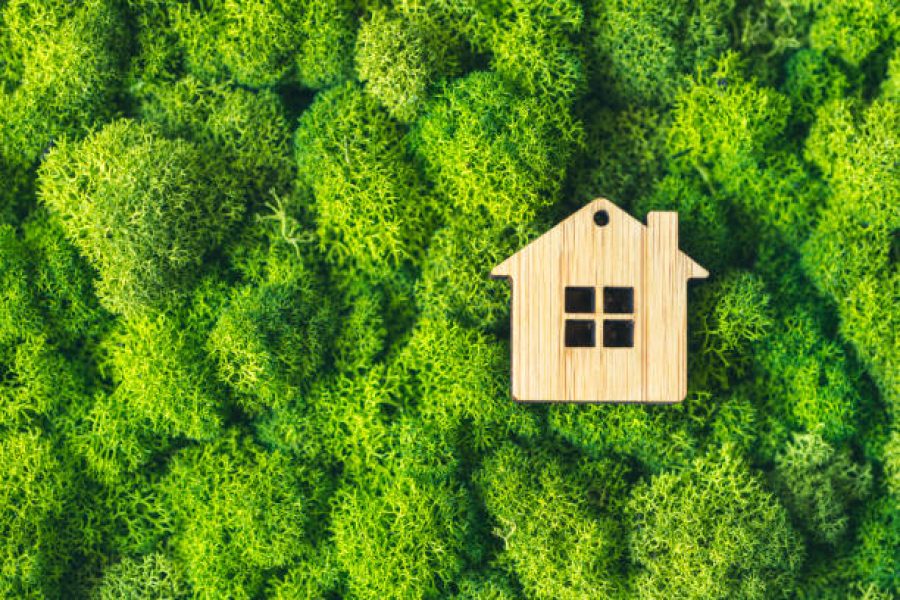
[565,285,635,348]
[565,320,595,347]
[603,285,634,347]
[565,286,596,347]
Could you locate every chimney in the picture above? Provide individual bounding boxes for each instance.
[647,212,679,249]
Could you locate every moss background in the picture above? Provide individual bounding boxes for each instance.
[0,0,897,598]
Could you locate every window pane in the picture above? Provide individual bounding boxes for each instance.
[565,319,595,347]
[603,319,633,347]
[565,287,595,313]
[603,287,634,313]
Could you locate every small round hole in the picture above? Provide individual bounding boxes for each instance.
[594,210,609,227]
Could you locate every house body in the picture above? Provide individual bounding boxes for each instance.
[490,198,708,403]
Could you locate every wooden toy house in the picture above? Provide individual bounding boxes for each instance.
[490,198,708,403]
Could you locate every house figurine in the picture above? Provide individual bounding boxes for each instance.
[490,198,708,403]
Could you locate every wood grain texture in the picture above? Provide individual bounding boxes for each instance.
[491,198,708,403]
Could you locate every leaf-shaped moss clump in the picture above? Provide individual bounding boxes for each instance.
[38,119,243,316]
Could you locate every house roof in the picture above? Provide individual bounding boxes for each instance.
[490,197,709,279]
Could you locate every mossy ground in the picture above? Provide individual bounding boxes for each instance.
[0,0,896,598]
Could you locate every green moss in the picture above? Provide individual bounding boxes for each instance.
[884,428,900,499]
[773,432,872,545]
[171,0,304,87]
[548,401,698,473]
[0,216,105,357]
[707,389,761,456]
[756,308,862,451]
[266,544,341,599]
[782,49,851,122]
[628,450,804,599]
[452,570,520,600]
[93,553,187,600]
[332,466,472,598]
[0,161,37,226]
[355,8,465,122]
[0,430,68,597]
[163,430,322,598]
[102,312,223,440]
[21,210,107,345]
[0,335,86,432]
[294,0,358,89]
[666,53,823,248]
[73,472,174,562]
[331,421,474,599]
[689,272,774,390]
[38,119,243,317]
[255,365,399,478]
[356,10,432,122]
[850,497,899,592]
[295,81,433,275]
[167,0,357,89]
[588,0,734,105]
[122,0,182,86]
[397,317,540,451]
[881,46,900,99]
[0,225,41,345]
[808,0,896,67]
[634,174,733,273]
[802,99,899,403]
[73,392,168,485]
[571,105,669,206]
[477,442,631,599]
[209,251,335,415]
[478,0,586,104]
[0,0,126,168]
[138,76,295,203]
[413,71,582,225]
[668,52,791,188]
[736,0,817,73]
[332,286,387,374]
[417,220,535,330]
